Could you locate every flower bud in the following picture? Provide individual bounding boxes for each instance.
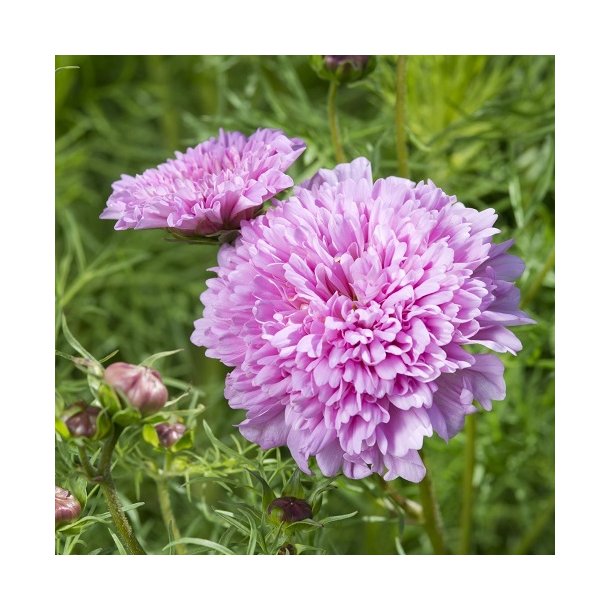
[55,486,81,524]
[277,544,296,555]
[311,55,376,84]
[103,362,168,415]
[267,496,313,523]
[64,402,101,438]
[155,422,186,448]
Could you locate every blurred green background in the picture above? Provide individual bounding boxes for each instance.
[55,55,554,554]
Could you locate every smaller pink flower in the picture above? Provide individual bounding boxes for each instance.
[104,362,168,415]
[100,128,305,236]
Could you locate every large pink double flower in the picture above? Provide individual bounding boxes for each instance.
[193,158,532,482]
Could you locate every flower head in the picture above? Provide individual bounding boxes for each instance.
[104,362,168,415]
[100,128,305,236]
[192,158,533,482]
[55,486,81,524]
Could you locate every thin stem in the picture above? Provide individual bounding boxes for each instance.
[419,452,447,554]
[378,478,423,523]
[146,56,180,151]
[327,80,346,163]
[513,494,555,555]
[522,246,555,309]
[395,55,409,177]
[459,414,477,554]
[97,426,146,555]
[157,453,186,555]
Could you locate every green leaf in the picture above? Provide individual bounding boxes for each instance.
[67,474,89,507]
[55,417,71,440]
[163,391,190,409]
[163,538,235,555]
[318,511,358,526]
[284,518,323,533]
[142,423,160,448]
[215,510,251,537]
[171,429,194,452]
[247,470,276,513]
[108,529,127,555]
[282,469,303,498]
[112,409,141,427]
[139,348,183,368]
[93,411,112,440]
[99,349,119,364]
[201,420,257,467]
[97,383,122,414]
[244,512,259,555]
[309,479,337,514]
[61,315,98,363]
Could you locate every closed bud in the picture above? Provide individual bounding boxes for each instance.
[311,55,376,84]
[155,422,186,448]
[64,402,101,438]
[267,496,313,523]
[55,486,81,524]
[104,362,168,415]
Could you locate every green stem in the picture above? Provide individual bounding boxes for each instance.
[146,56,180,151]
[513,494,555,555]
[328,80,346,163]
[157,454,186,555]
[459,414,477,554]
[378,478,423,523]
[522,246,555,309]
[97,426,146,555]
[419,452,447,554]
[395,55,409,177]
[78,445,96,479]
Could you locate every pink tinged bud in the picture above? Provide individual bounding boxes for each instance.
[65,404,101,438]
[267,497,313,523]
[104,362,168,414]
[155,423,186,448]
[55,486,81,524]
[323,55,370,71]
[311,55,376,84]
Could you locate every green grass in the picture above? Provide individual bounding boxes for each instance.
[55,55,554,554]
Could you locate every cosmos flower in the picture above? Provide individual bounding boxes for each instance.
[192,158,532,482]
[100,128,305,236]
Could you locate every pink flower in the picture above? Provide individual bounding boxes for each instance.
[192,158,533,482]
[100,128,305,236]
[104,362,168,415]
